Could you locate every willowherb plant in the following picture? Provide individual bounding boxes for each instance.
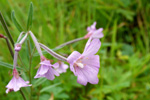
[0,2,103,99]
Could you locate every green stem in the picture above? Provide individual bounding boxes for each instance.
[3,36,14,58]
[20,89,27,100]
[27,39,33,100]
[39,43,67,61]
[0,12,14,46]
[53,37,85,50]
[0,12,26,100]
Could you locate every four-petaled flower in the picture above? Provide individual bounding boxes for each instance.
[6,68,31,93]
[67,39,101,85]
[34,56,59,80]
[84,22,104,39]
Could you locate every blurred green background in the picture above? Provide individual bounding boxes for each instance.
[0,0,150,100]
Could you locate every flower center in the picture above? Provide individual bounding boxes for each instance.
[74,62,84,69]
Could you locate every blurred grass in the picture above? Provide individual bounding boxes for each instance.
[0,0,150,100]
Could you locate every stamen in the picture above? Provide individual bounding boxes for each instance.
[75,62,84,69]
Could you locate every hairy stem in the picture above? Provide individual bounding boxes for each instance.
[39,43,67,61]
[29,31,43,56]
[17,32,25,43]
[19,33,28,44]
[13,51,18,69]
[54,37,84,50]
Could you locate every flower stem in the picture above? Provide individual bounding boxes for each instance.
[29,31,43,56]
[0,12,14,46]
[39,43,67,61]
[20,89,27,100]
[19,33,29,45]
[17,31,25,43]
[0,35,14,58]
[13,51,18,69]
[5,37,14,58]
[27,39,33,100]
[53,37,85,50]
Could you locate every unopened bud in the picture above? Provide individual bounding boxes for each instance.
[15,44,22,51]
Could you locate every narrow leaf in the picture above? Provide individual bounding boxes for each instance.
[0,61,23,70]
[11,11,23,32]
[40,83,61,93]
[27,2,33,30]
[33,78,47,88]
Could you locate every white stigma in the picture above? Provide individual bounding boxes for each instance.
[76,62,84,68]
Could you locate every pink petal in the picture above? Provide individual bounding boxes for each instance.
[45,70,55,80]
[70,64,76,75]
[55,62,68,73]
[75,64,99,85]
[92,28,104,38]
[72,55,100,85]
[75,67,88,85]
[91,22,97,30]
[52,62,59,69]
[40,60,51,66]
[62,63,68,70]
[6,89,10,94]
[44,67,60,80]
[82,55,100,68]
[17,77,32,87]
[87,27,91,32]
[6,77,15,88]
[82,39,101,56]
[67,51,81,63]
[34,64,49,78]
[82,65,99,84]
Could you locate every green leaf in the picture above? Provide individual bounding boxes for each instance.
[27,2,33,30]
[0,61,13,69]
[0,61,23,70]
[33,78,47,88]
[11,11,23,32]
[57,93,69,99]
[40,82,61,93]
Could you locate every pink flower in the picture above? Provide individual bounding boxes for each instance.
[34,56,59,80]
[67,39,101,85]
[6,68,31,93]
[53,61,68,73]
[84,22,103,39]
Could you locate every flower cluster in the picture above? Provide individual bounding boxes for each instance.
[5,22,103,93]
